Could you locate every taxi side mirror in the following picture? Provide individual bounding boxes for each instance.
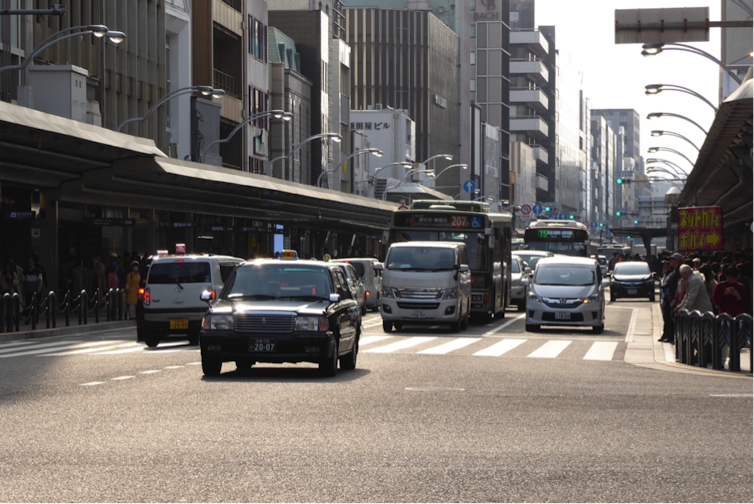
[373,263,384,271]
[329,293,340,303]
[200,290,214,303]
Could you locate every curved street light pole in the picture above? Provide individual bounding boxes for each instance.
[202,110,292,162]
[646,158,688,176]
[647,112,709,136]
[267,132,342,178]
[647,146,695,167]
[647,167,684,178]
[641,42,743,84]
[650,130,701,152]
[645,84,718,114]
[353,162,413,195]
[382,169,436,201]
[118,86,225,132]
[434,163,468,180]
[318,148,383,188]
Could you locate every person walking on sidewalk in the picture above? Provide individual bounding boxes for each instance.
[713,266,749,317]
[659,253,682,342]
[124,261,141,320]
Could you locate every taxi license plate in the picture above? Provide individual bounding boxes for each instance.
[169,319,189,330]
[249,338,276,352]
[411,311,426,319]
[554,312,571,320]
[628,289,638,295]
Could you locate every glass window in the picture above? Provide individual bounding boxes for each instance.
[613,263,651,275]
[148,262,211,284]
[222,264,332,300]
[470,79,476,92]
[470,51,476,65]
[534,266,595,286]
[393,231,488,270]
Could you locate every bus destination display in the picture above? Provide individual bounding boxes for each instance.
[394,213,478,229]
[525,229,587,240]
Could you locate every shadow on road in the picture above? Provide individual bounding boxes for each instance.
[201,366,371,383]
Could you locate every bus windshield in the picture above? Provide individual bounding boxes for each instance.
[527,241,587,256]
[392,230,488,270]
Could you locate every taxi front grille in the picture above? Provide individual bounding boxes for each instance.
[234,314,295,333]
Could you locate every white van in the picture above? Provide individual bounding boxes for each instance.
[332,258,382,311]
[380,242,471,333]
[139,254,243,347]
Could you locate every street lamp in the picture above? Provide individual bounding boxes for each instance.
[118,86,226,132]
[318,148,383,188]
[647,167,685,178]
[353,162,414,195]
[645,84,718,114]
[0,25,125,81]
[641,42,743,85]
[646,158,688,176]
[201,110,292,162]
[267,132,342,178]
[382,169,436,201]
[647,112,709,136]
[647,147,695,167]
[433,163,468,180]
[650,130,700,152]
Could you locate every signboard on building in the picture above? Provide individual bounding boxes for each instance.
[615,7,710,44]
[678,206,723,252]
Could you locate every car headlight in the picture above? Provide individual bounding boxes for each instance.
[202,314,233,331]
[295,316,328,332]
[440,288,458,299]
[528,293,543,303]
[583,295,600,304]
[382,287,398,298]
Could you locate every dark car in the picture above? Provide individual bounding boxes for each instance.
[199,259,362,377]
[610,262,655,302]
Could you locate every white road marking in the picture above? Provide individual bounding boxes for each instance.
[111,376,135,381]
[164,365,183,369]
[186,362,202,366]
[624,308,638,343]
[40,341,138,356]
[359,335,393,346]
[482,314,526,336]
[362,320,385,329]
[419,338,482,355]
[583,341,619,361]
[95,341,193,355]
[0,340,35,349]
[80,382,105,386]
[473,338,526,357]
[528,340,572,359]
[709,394,753,398]
[139,370,161,374]
[363,336,437,353]
[0,340,87,357]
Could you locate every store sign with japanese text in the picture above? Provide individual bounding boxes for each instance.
[678,206,722,252]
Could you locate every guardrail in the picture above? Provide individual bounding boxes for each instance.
[0,289,130,333]
[675,309,753,373]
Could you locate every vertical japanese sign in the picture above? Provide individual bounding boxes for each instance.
[678,206,723,252]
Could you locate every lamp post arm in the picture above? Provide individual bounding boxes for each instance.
[664,45,742,84]
[652,131,700,152]
[117,88,200,132]
[652,147,695,167]
[650,112,709,136]
[0,29,99,75]
[652,86,719,113]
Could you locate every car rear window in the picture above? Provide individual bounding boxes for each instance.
[350,262,366,278]
[614,263,651,275]
[148,262,211,284]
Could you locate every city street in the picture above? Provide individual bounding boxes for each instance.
[0,300,751,502]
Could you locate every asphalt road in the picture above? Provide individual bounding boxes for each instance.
[0,301,751,503]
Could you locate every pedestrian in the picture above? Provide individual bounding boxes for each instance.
[675,265,714,314]
[106,263,119,292]
[70,257,87,297]
[21,256,44,323]
[659,253,682,343]
[7,255,24,298]
[608,251,619,272]
[712,266,749,317]
[124,261,141,319]
[699,263,717,311]
[0,262,19,295]
[86,255,106,300]
[110,253,125,288]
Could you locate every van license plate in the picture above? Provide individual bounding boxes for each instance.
[554,312,571,320]
[628,289,638,295]
[169,319,189,330]
[411,311,426,319]
[250,339,276,352]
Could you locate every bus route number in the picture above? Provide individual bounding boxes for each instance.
[451,216,469,228]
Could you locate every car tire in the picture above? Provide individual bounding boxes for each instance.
[516,301,526,312]
[361,303,367,316]
[460,315,469,331]
[525,324,540,332]
[188,331,200,346]
[394,322,404,331]
[610,292,617,302]
[449,320,461,333]
[649,293,656,302]
[144,335,160,348]
[592,324,604,334]
[382,321,393,333]
[202,355,222,376]
[340,336,358,371]
[319,338,339,377]
[235,359,255,371]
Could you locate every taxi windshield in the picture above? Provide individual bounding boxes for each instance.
[222,264,332,300]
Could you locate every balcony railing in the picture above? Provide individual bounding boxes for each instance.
[213,68,240,99]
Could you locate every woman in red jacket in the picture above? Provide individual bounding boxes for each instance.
[712,266,749,317]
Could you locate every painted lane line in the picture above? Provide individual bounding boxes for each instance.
[482,314,525,337]
[0,340,89,357]
[473,338,526,357]
[419,338,482,355]
[139,370,162,374]
[527,340,572,359]
[81,382,106,386]
[111,376,135,381]
[709,394,753,398]
[186,362,202,366]
[40,342,139,357]
[359,335,393,347]
[96,341,194,355]
[364,336,437,353]
[583,341,619,361]
[0,341,36,349]
[164,366,184,369]
[624,308,638,343]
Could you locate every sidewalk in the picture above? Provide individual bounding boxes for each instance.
[0,319,135,342]
[624,302,751,376]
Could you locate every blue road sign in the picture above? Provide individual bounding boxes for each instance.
[558,213,567,220]
[532,204,544,215]
[590,221,599,229]
[470,217,482,229]
[463,180,477,194]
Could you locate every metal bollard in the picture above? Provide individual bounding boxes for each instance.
[64,291,70,327]
[30,292,37,331]
[12,293,20,332]
[1,293,7,333]
[81,290,88,326]
[677,311,689,364]
[49,291,57,329]
[94,289,100,324]
[118,289,124,321]
[689,311,701,367]
[714,314,734,370]
[737,314,753,373]
[106,289,114,322]
[701,312,716,368]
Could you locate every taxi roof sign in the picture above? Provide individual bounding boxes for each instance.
[281,250,298,260]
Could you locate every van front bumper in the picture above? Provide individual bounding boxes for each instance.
[525,298,603,327]
[380,298,461,323]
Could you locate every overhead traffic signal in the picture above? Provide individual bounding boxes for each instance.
[616,178,623,184]
[545,206,551,212]
[633,219,639,225]
[616,211,622,216]
[569,214,574,220]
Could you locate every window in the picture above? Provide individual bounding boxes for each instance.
[470,79,476,92]
[470,51,476,65]
[248,16,267,62]
[470,25,476,38]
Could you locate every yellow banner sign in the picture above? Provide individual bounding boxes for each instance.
[678,206,722,252]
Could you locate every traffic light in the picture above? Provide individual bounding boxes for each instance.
[599,223,604,227]
[569,214,574,220]
[633,219,639,225]
[545,206,551,212]
[616,178,623,184]
[616,211,622,216]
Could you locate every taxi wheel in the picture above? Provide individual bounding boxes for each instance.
[525,324,540,332]
[319,338,339,377]
[449,320,461,333]
[144,335,160,348]
[361,303,367,316]
[188,331,199,346]
[610,292,617,302]
[460,315,469,331]
[592,324,604,334]
[516,301,526,312]
[340,337,358,371]
[202,355,222,376]
[235,359,255,371]
[382,321,393,333]
[649,293,656,302]
[394,322,404,331]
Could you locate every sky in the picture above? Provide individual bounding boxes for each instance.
[534,0,725,178]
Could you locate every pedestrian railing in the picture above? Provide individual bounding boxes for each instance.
[675,309,753,373]
[0,288,131,334]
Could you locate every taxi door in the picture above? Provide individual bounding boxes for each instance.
[331,269,358,352]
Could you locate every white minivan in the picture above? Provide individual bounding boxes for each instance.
[380,242,471,333]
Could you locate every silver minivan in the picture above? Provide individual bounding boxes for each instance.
[525,256,607,334]
[332,258,382,311]
[380,242,471,333]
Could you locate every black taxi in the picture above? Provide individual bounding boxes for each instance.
[198,258,362,377]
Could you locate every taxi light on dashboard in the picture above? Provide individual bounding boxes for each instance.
[281,250,298,260]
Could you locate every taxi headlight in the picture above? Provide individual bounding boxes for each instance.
[295,316,328,332]
[204,314,233,331]
[528,293,543,303]
[382,287,398,298]
[583,295,600,304]
[440,288,458,299]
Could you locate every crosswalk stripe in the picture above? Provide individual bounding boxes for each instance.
[95,341,196,355]
[40,341,139,357]
[528,340,572,359]
[0,340,35,349]
[583,341,619,361]
[363,336,436,353]
[0,340,87,357]
[359,335,392,347]
[419,338,482,355]
[473,338,527,357]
